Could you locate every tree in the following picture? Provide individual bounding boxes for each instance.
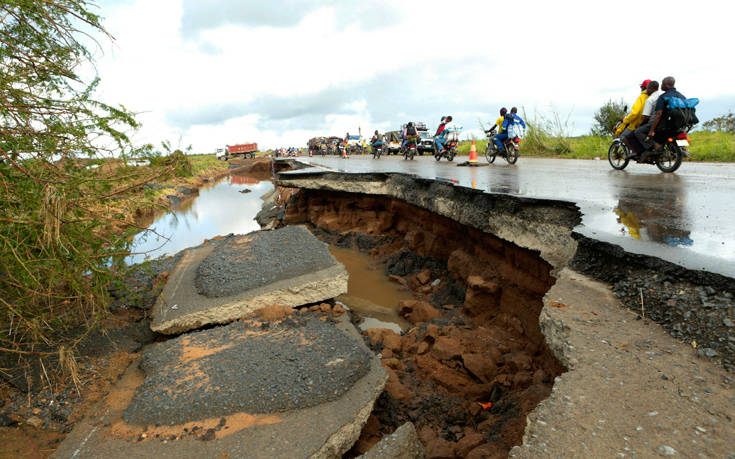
[0,1,167,376]
[701,112,735,133]
[591,99,627,136]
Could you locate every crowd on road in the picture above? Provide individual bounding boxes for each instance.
[300,75,699,173]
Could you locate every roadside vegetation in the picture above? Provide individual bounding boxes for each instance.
[456,107,735,162]
[0,1,227,383]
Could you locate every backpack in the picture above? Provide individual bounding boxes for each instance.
[406,125,417,136]
[662,97,699,131]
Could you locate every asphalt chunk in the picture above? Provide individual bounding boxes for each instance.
[124,315,371,426]
[195,225,339,298]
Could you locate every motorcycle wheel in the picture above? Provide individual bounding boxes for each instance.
[656,143,683,173]
[505,145,519,164]
[485,143,496,163]
[608,141,629,170]
[447,148,455,162]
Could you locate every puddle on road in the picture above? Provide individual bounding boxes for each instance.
[127,177,274,265]
[328,246,413,331]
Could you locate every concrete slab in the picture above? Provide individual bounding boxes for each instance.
[151,226,348,334]
[52,314,388,459]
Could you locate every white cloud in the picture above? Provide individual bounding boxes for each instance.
[90,0,735,151]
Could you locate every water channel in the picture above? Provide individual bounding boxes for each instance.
[127,172,412,330]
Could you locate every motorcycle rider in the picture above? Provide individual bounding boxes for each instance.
[615,79,652,137]
[434,116,454,153]
[371,130,384,150]
[402,122,420,149]
[494,107,508,134]
[623,80,661,159]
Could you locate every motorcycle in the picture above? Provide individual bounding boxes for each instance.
[372,143,384,159]
[433,133,458,162]
[608,121,688,173]
[401,139,418,160]
[485,126,520,164]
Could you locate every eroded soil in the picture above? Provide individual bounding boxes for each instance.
[281,189,566,458]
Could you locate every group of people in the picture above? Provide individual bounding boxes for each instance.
[616,76,689,161]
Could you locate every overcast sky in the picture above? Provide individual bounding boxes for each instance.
[90,0,734,152]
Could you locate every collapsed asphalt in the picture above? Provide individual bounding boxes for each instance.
[195,225,338,298]
[124,314,372,426]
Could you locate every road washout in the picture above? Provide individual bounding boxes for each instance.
[272,166,735,458]
[271,188,568,457]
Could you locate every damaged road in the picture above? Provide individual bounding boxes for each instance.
[271,167,735,457]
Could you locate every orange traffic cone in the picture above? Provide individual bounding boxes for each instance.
[309,149,312,157]
[469,140,478,163]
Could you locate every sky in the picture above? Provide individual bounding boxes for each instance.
[88,0,735,152]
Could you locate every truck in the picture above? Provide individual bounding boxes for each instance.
[385,131,402,155]
[218,143,258,160]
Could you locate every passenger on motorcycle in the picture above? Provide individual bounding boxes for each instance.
[435,116,447,137]
[508,107,527,138]
[615,79,652,137]
[402,122,420,148]
[434,116,455,153]
[647,76,688,152]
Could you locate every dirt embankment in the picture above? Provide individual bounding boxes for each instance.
[281,190,565,458]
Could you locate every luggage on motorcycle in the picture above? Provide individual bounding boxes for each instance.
[444,124,463,133]
[508,123,525,139]
[662,97,699,131]
[444,131,460,142]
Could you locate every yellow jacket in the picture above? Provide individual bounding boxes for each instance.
[615,91,649,135]
[495,116,504,132]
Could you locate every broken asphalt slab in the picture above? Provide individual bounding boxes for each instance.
[52,314,388,459]
[151,225,348,334]
[126,315,371,425]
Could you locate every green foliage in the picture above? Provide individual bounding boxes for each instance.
[0,1,167,360]
[592,99,627,136]
[701,112,735,133]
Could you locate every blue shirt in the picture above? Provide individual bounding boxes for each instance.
[511,113,527,129]
[655,87,686,112]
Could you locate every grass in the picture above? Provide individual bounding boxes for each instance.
[455,131,735,162]
[189,153,229,175]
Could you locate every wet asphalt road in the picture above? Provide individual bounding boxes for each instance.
[297,155,735,278]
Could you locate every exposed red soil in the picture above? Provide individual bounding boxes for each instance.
[282,190,565,458]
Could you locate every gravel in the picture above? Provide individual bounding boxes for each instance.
[610,277,734,370]
[572,236,735,371]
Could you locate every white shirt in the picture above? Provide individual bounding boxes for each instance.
[643,89,664,118]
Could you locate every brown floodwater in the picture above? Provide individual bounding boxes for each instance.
[328,246,413,332]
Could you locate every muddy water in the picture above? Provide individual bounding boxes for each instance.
[328,246,413,332]
[127,176,274,265]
